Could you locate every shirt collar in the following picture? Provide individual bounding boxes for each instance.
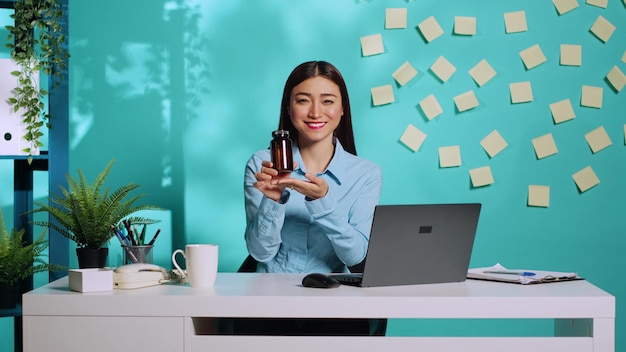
[293,138,346,186]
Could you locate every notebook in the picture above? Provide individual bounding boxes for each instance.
[331,203,482,287]
[467,263,583,284]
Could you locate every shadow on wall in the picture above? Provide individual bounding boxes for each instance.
[68,0,209,252]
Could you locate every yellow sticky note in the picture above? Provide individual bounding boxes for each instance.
[520,44,547,70]
[392,61,418,86]
[386,8,407,29]
[454,16,476,35]
[360,34,384,57]
[504,11,528,33]
[480,130,508,158]
[430,56,456,82]
[549,99,575,124]
[553,0,579,15]
[469,166,494,187]
[418,16,444,43]
[572,166,599,193]
[581,85,603,109]
[400,124,427,152]
[585,126,612,153]
[532,133,558,159]
[590,16,615,43]
[371,85,394,106]
[469,59,497,87]
[587,0,608,8]
[560,44,582,66]
[454,90,479,112]
[419,94,443,120]
[439,145,462,168]
[622,50,626,63]
[606,66,626,92]
[509,81,533,103]
[528,185,550,207]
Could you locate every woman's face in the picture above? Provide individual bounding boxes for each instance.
[288,76,343,147]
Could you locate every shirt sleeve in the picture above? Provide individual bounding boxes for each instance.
[305,162,382,267]
[243,153,288,263]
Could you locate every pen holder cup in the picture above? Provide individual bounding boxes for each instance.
[122,245,154,264]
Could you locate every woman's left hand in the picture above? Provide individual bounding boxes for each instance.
[274,172,328,200]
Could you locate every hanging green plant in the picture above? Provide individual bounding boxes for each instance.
[4,0,69,158]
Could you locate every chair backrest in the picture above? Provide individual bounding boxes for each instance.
[237,255,257,272]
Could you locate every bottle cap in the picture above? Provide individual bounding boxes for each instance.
[272,129,290,138]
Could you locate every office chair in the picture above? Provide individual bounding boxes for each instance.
[238,254,257,273]
[238,255,365,274]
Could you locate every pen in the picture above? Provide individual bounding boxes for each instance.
[110,225,130,246]
[484,270,536,277]
[120,220,136,246]
[123,220,137,245]
[122,245,139,263]
[132,225,141,245]
[139,223,147,245]
[127,233,137,246]
[112,224,139,263]
[147,229,161,246]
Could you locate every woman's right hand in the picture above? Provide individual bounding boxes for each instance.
[253,160,291,202]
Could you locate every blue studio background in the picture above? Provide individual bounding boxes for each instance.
[1,0,625,350]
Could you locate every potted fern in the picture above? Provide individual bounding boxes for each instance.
[0,209,62,309]
[28,159,162,268]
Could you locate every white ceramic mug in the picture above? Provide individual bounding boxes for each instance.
[171,244,218,288]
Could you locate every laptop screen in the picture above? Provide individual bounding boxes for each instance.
[357,203,481,287]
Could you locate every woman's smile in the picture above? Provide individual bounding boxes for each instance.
[306,121,327,129]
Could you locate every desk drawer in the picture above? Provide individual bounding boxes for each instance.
[24,316,184,352]
[186,335,593,352]
[183,318,593,352]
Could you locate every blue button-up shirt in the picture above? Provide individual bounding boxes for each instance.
[244,139,382,273]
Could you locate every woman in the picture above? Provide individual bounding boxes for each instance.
[239,61,385,335]
[245,60,382,274]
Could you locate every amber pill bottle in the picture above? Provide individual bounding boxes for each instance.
[270,129,294,173]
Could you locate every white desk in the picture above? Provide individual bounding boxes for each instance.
[22,273,614,352]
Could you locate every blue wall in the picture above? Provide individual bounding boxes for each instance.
[1,0,625,350]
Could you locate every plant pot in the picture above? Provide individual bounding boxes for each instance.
[76,248,109,269]
[0,282,20,309]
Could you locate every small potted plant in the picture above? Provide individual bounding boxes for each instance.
[0,209,63,309]
[28,159,162,268]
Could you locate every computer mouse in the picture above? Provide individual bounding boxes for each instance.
[302,273,341,289]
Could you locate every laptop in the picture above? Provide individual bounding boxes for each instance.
[331,203,482,287]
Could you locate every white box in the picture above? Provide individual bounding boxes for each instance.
[68,268,114,292]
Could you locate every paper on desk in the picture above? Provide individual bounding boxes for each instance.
[467,263,580,284]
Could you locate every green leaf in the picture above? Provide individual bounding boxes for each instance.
[26,160,162,249]
[6,0,70,159]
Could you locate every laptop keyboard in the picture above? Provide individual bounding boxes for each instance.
[331,274,363,284]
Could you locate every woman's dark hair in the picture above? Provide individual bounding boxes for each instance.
[278,61,357,155]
